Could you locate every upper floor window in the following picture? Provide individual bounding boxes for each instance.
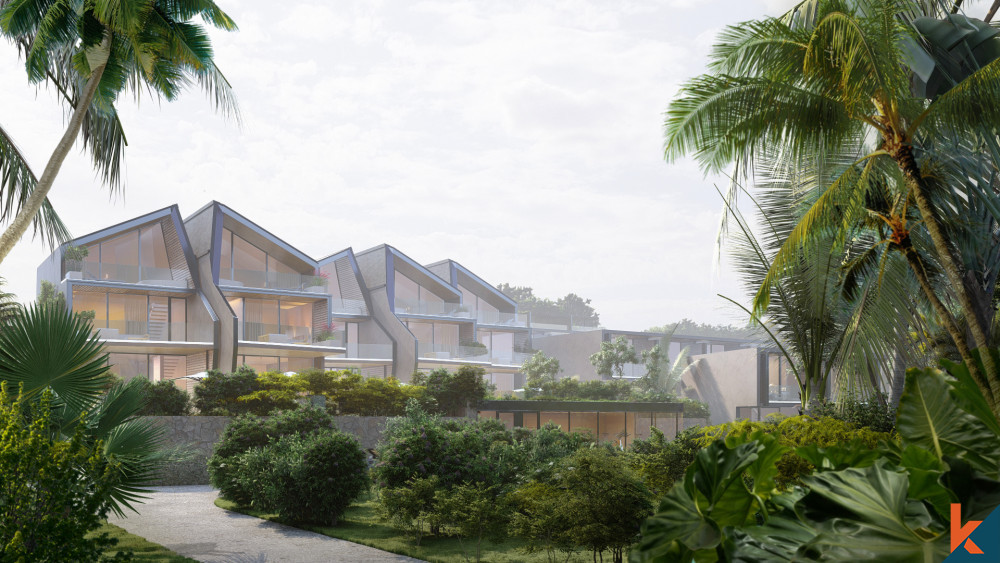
[73,223,171,283]
[219,228,308,290]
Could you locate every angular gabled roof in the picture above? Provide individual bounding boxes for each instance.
[425,258,516,309]
[356,244,462,300]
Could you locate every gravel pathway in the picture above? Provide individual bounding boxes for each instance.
[108,485,421,563]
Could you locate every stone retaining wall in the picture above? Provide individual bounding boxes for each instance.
[145,415,463,485]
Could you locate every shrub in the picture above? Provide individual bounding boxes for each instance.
[628,426,702,497]
[808,393,896,433]
[0,385,128,562]
[136,379,191,416]
[373,403,521,492]
[194,365,259,415]
[378,476,442,544]
[238,431,368,525]
[208,407,336,505]
[435,483,513,563]
[513,447,652,563]
[697,415,891,487]
[412,365,492,416]
[235,371,303,415]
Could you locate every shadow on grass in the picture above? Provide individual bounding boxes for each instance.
[213,497,592,563]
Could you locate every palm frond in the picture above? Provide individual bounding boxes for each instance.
[0,123,71,247]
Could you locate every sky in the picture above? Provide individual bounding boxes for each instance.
[0,0,804,332]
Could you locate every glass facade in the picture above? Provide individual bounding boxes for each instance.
[219,228,310,290]
[79,223,172,282]
[394,271,454,315]
[74,289,190,341]
[767,353,799,403]
[107,353,189,390]
[229,296,315,343]
[237,356,316,373]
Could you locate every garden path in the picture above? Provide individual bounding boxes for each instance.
[108,485,421,563]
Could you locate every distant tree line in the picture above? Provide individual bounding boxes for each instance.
[496,283,600,326]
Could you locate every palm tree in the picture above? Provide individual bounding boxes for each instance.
[0,0,239,263]
[665,0,1000,407]
[0,304,165,514]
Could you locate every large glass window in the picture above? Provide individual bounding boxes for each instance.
[107,353,148,381]
[395,271,420,306]
[280,300,313,341]
[435,324,459,348]
[139,223,170,280]
[233,235,267,287]
[491,332,513,359]
[408,321,434,345]
[767,353,799,403]
[268,255,299,290]
[243,298,279,341]
[220,228,233,281]
[74,290,190,341]
[101,231,139,282]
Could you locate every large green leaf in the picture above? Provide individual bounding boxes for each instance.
[897,367,1000,475]
[797,462,947,562]
[0,303,109,416]
[939,354,1000,437]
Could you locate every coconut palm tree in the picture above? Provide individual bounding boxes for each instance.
[0,0,239,263]
[0,303,165,514]
[665,0,1000,407]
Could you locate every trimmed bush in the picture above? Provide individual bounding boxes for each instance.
[194,365,259,415]
[136,379,191,416]
[628,426,703,497]
[208,407,336,505]
[238,431,368,525]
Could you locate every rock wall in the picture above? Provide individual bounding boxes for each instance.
[145,415,465,485]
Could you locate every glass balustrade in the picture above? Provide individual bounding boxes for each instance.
[241,322,313,344]
[474,310,529,326]
[330,298,368,315]
[68,262,175,284]
[395,299,468,318]
[417,342,490,360]
[224,268,329,292]
[96,321,201,342]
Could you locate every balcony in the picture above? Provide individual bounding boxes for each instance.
[394,298,471,319]
[67,263,185,287]
[475,310,528,327]
[94,320,203,342]
[417,342,490,361]
[242,322,319,345]
[486,351,533,366]
[330,298,368,316]
[222,269,329,292]
[768,385,800,403]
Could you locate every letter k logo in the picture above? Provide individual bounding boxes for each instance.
[952,503,984,554]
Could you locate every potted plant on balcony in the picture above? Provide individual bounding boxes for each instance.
[313,322,340,347]
[304,270,329,293]
[63,245,89,278]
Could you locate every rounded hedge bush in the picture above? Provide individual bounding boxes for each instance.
[237,431,368,525]
[208,407,336,505]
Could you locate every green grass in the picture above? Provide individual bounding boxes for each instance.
[214,495,593,563]
[89,522,198,562]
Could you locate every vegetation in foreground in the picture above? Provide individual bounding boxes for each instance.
[216,495,597,563]
[89,523,197,563]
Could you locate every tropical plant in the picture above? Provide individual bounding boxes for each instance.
[434,483,514,563]
[0,123,69,252]
[0,276,19,326]
[0,304,166,515]
[632,353,1000,562]
[0,0,239,264]
[667,0,1000,408]
[637,337,691,396]
[590,336,638,379]
[0,384,128,562]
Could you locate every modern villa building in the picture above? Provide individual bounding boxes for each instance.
[36,201,803,419]
[37,202,540,392]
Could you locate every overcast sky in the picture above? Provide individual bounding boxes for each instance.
[1,0,807,331]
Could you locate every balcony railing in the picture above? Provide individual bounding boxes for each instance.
[475,310,528,327]
[394,298,471,318]
[95,320,203,342]
[330,298,368,315]
[223,268,329,292]
[487,351,533,366]
[768,385,800,403]
[68,262,177,285]
[241,322,313,344]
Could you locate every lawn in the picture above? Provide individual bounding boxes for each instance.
[89,522,198,562]
[215,494,596,563]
